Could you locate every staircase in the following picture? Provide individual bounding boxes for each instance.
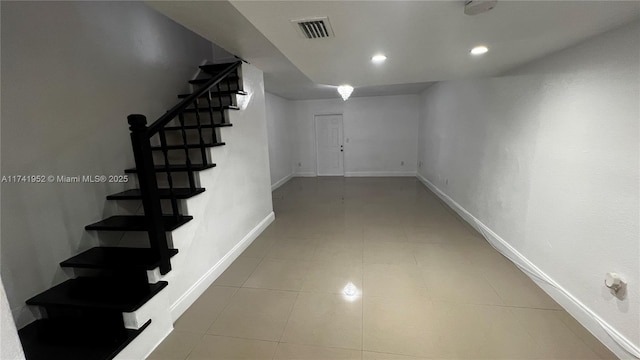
[17,61,244,360]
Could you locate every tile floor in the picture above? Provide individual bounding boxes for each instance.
[148,177,616,360]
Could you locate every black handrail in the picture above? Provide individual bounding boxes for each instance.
[126,60,242,275]
[146,61,242,136]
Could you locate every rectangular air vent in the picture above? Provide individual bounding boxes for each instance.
[291,17,334,39]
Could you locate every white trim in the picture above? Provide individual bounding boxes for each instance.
[169,211,275,321]
[344,171,417,177]
[415,173,640,360]
[271,173,293,191]
[293,172,317,177]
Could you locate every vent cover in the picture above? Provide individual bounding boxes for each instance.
[291,17,334,39]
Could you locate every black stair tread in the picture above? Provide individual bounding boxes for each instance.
[183,105,239,113]
[19,318,151,360]
[124,163,216,173]
[85,215,193,231]
[178,90,247,98]
[151,142,225,150]
[26,278,168,312]
[199,63,239,73]
[107,187,205,200]
[189,75,239,85]
[60,247,179,270]
[164,123,233,131]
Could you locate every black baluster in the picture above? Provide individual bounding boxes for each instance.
[216,83,226,124]
[158,128,180,219]
[177,112,196,191]
[205,91,218,144]
[192,99,208,165]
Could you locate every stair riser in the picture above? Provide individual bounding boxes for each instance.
[164,109,232,128]
[191,80,242,93]
[185,93,238,108]
[152,128,224,149]
[130,164,205,187]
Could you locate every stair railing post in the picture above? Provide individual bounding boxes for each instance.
[128,114,172,275]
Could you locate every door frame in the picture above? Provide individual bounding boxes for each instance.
[314,113,344,176]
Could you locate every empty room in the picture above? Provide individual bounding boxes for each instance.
[1,1,638,360]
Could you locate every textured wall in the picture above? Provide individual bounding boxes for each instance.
[265,92,294,187]
[0,1,212,327]
[292,95,420,177]
[418,21,639,356]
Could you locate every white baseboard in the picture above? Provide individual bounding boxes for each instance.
[415,173,639,359]
[344,171,416,177]
[293,172,316,177]
[169,211,275,321]
[271,173,293,191]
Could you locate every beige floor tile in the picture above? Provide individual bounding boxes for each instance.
[481,265,562,309]
[510,308,601,359]
[363,263,428,298]
[363,225,408,243]
[147,330,203,360]
[556,311,618,359]
[302,261,363,294]
[421,267,503,305]
[362,351,427,360]
[186,335,277,360]
[463,248,514,269]
[153,178,610,360]
[213,256,261,287]
[412,243,474,272]
[404,226,448,244]
[208,288,297,341]
[363,241,417,265]
[266,237,318,261]
[174,286,237,333]
[274,343,361,359]
[314,239,363,263]
[243,258,310,291]
[363,296,445,358]
[281,292,362,350]
[431,301,542,359]
[323,231,364,245]
[240,235,276,259]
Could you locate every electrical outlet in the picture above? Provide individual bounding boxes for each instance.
[298,162,302,167]
[418,161,423,168]
[445,178,449,185]
[401,161,404,166]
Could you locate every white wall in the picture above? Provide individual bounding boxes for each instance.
[292,95,420,177]
[1,279,24,360]
[417,21,639,358]
[160,63,274,320]
[1,1,213,328]
[265,92,294,189]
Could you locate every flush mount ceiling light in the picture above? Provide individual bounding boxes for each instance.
[371,54,387,64]
[470,45,489,55]
[337,85,354,101]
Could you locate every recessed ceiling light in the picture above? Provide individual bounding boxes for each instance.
[371,54,387,64]
[470,45,489,55]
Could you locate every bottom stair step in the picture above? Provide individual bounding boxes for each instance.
[19,318,151,360]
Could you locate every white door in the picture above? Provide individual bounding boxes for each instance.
[315,114,344,176]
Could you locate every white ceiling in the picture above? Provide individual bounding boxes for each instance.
[149,1,640,100]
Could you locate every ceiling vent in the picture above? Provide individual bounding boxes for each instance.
[291,17,334,39]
